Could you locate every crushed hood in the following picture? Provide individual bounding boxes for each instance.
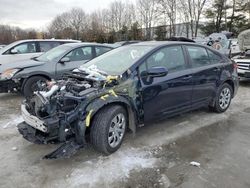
[238,29,250,51]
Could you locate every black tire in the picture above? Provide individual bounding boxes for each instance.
[90,105,127,155]
[211,83,233,113]
[22,76,49,97]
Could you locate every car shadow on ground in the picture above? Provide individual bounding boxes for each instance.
[239,80,250,87]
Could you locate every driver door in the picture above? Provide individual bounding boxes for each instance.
[1,42,41,64]
[55,46,94,78]
[139,45,193,123]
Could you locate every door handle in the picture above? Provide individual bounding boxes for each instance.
[182,75,192,80]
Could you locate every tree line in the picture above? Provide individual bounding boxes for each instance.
[0,0,249,44]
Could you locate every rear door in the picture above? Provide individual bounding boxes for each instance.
[139,45,193,123]
[38,41,61,53]
[55,46,94,78]
[184,45,224,107]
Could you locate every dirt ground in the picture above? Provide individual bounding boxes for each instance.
[1,82,250,188]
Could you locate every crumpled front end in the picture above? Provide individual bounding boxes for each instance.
[18,103,62,144]
[17,67,120,159]
[18,80,97,158]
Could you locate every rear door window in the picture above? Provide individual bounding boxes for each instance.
[39,42,60,52]
[64,46,93,61]
[207,50,222,64]
[95,46,112,56]
[186,46,210,67]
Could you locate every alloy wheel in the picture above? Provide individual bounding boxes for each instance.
[219,87,231,110]
[108,113,126,148]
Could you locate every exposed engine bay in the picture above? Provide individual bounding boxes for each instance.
[17,65,121,159]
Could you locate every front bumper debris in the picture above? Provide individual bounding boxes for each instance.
[21,104,48,132]
[18,103,88,159]
[17,122,47,144]
[0,79,20,93]
[43,140,83,159]
[18,122,86,159]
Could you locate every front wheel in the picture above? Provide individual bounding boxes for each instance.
[90,105,127,155]
[211,83,233,113]
[22,76,49,97]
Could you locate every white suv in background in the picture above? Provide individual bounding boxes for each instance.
[233,54,250,79]
[0,39,80,65]
[233,29,250,80]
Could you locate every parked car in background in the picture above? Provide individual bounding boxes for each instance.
[17,41,238,158]
[0,43,113,96]
[0,39,80,66]
[233,29,250,80]
[230,38,241,57]
[207,33,231,57]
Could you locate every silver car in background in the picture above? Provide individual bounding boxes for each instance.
[0,39,80,65]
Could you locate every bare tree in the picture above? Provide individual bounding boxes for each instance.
[137,0,158,40]
[48,8,86,40]
[107,1,135,32]
[68,8,86,40]
[158,0,177,37]
[179,0,208,37]
[109,1,125,31]
[178,0,191,37]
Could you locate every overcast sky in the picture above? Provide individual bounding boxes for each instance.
[0,0,126,30]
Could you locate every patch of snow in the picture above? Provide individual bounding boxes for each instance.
[1,115,23,129]
[11,147,18,151]
[67,147,158,187]
[190,161,201,167]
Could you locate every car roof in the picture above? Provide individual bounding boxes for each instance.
[130,41,202,47]
[129,41,224,57]
[13,39,81,43]
[62,42,114,48]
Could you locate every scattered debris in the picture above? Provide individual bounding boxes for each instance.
[11,147,18,151]
[190,161,201,167]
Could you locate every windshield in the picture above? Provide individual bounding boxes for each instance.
[36,45,72,62]
[79,45,153,75]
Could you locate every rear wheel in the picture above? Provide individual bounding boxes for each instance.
[90,105,127,155]
[22,76,49,97]
[211,83,233,113]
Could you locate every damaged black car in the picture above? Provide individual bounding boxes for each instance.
[17,41,239,159]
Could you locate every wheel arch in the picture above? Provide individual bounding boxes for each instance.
[21,73,52,91]
[222,79,235,97]
[85,96,138,135]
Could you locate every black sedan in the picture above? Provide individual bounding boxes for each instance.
[18,41,239,158]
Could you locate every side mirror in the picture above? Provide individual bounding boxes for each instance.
[10,48,18,54]
[147,66,168,77]
[60,57,70,63]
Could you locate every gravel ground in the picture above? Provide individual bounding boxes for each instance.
[0,82,250,188]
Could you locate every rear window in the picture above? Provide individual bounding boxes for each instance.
[207,50,222,64]
[186,46,210,67]
[39,42,60,52]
